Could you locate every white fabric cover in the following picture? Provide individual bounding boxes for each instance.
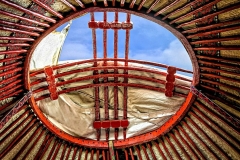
[30,22,71,70]
[33,62,191,140]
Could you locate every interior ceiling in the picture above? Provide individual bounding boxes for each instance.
[0,0,239,159]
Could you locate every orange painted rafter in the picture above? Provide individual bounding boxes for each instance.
[169,0,221,25]
[181,121,218,159]
[0,10,49,27]
[186,117,229,159]
[177,126,205,159]
[0,105,29,135]
[22,127,46,160]
[154,0,179,16]
[147,143,157,160]
[51,142,62,160]
[59,0,76,11]
[47,138,59,159]
[177,4,240,28]
[147,0,161,14]
[165,136,181,159]
[183,19,240,34]
[162,0,201,20]
[191,36,240,44]
[187,26,240,39]
[173,129,200,159]
[0,117,36,159]
[190,109,239,149]
[158,138,173,160]
[193,103,240,137]
[0,19,44,32]
[35,135,53,160]
[0,0,56,23]
[32,0,64,19]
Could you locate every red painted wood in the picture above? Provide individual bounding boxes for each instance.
[152,141,167,160]
[170,0,221,24]
[154,0,179,16]
[173,129,200,159]
[162,0,200,19]
[32,0,63,19]
[0,0,56,23]
[44,66,58,100]
[0,118,36,159]
[147,143,157,160]
[0,10,49,27]
[36,135,54,160]
[59,0,76,11]
[0,19,44,32]
[177,4,240,28]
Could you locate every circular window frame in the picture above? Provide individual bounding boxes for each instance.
[24,7,199,149]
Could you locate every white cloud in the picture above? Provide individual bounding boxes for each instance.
[59,42,94,61]
[129,39,192,71]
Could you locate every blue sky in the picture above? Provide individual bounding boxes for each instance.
[57,12,192,73]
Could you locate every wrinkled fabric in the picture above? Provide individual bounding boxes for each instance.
[30,22,71,70]
[33,62,191,140]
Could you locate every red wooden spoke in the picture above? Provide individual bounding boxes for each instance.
[0,19,44,32]
[183,18,240,34]
[60,143,68,160]
[0,36,34,41]
[47,139,58,160]
[162,0,200,19]
[35,135,54,160]
[134,146,142,160]
[0,0,56,23]
[177,4,240,28]
[0,61,22,71]
[22,128,46,160]
[0,49,27,55]
[50,142,62,160]
[32,0,64,19]
[75,0,85,8]
[65,145,72,159]
[147,143,157,160]
[154,0,179,16]
[120,0,125,7]
[129,0,136,8]
[159,138,173,160]
[59,0,76,11]
[0,43,30,47]
[124,149,129,160]
[138,0,147,10]
[103,0,108,7]
[103,11,109,141]
[90,12,101,140]
[77,148,83,160]
[152,141,167,160]
[140,144,150,160]
[147,0,161,13]
[169,0,221,25]
[0,26,40,37]
[0,10,49,27]
[114,12,119,140]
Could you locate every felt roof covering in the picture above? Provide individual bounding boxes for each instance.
[0,0,240,159]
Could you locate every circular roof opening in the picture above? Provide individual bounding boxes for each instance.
[28,10,195,148]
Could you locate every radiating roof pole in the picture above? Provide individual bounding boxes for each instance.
[123,13,132,140]
[113,11,119,140]
[109,141,115,160]
[89,12,101,140]
[103,11,110,141]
